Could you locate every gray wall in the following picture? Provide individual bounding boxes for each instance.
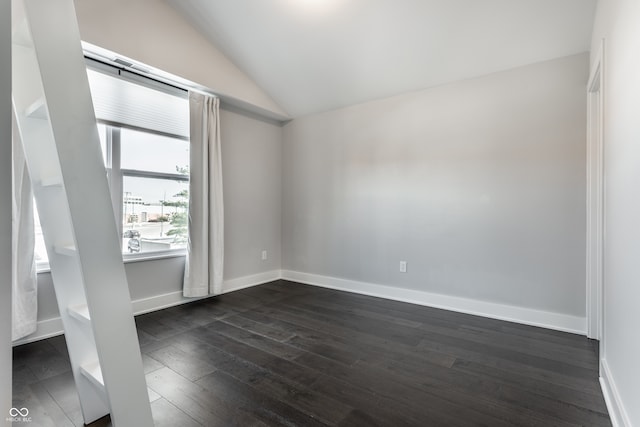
[221,108,282,278]
[29,53,590,338]
[591,1,640,424]
[34,107,283,325]
[283,53,588,317]
[1,0,12,420]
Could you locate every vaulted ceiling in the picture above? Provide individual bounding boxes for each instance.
[167,0,597,117]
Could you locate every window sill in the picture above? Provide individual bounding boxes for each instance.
[36,249,186,274]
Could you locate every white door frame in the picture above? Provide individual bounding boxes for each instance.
[586,40,604,342]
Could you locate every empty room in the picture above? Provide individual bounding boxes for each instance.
[2,0,639,426]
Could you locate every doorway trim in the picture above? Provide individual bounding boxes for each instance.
[586,40,604,342]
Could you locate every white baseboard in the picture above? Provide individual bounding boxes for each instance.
[281,270,586,335]
[221,270,283,294]
[17,268,587,345]
[600,359,632,427]
[131,269,283,316]
[14,317,65,344]
[13,270,282,346]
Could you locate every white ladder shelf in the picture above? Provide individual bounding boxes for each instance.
[11,0,154,425]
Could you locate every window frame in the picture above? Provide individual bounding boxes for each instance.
[104,124,190,260]
[35,59,190,272]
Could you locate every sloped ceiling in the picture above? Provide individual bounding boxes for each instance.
[74,0,289,118]
[167,0,597,117]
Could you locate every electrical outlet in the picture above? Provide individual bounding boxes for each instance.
[399,261,407,273]
[261,250,268,261]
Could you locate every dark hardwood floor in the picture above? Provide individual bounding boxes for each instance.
[12,280,610,426]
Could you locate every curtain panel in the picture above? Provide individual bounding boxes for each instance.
[12,113,37,341]
[183,92,224,297]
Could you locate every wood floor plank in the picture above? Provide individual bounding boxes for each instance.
[238,308,457,368]
[272,299,424,347]
[150,398,201,427]
[308,374,430,427]
[295,349,561,427]
[498,323,597,349]
[351,356,607,427]
[220,314,297,342]
[210,320,307,361]
[148,345,217,381]
[415,322,598,371]
[12,280,610,427]
[38,371,85,427]
[452,358,609,414]
[134,312,191,341]
[305,291,598,367]
[197,370,334,426]
[337,409,385,427]
[186,326,324,386]
[169,331,354,425]
[12,363,38,387]
[296,285,589,348]
[414,325,598,377]
[416,337,604,396]
[12,340,71,382]
[217,316,360,366]
[280,316,600,423]
[141,353,165,374]
[12,382,75,427]
[146,367,269,426]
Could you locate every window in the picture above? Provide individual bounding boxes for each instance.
[34,60,189,268]
[119,128,190,254]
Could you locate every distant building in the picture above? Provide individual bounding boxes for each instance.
[124,194,144,206]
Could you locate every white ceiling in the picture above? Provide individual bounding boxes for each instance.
[167,0,597,117]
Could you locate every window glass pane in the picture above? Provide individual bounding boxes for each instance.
[122,176,189,254]
[34,203,48,266]
[121,128,189,174]
[98,123,107,164]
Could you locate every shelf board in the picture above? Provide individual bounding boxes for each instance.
[39,175,63,188]
[54,244,76,256]
[68,304,90,323]
[24,98,48,120]
[80,348,158,405]
[80,361,105,393]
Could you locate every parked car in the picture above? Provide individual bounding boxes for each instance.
[127,238,141,253]
[123,229,140,238]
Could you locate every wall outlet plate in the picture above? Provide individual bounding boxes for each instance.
[399,261,407,273]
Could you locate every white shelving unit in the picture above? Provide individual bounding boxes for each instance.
[11,0,153,425]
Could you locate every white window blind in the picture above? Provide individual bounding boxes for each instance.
[87,68,189,139]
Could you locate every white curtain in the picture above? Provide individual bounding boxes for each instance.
[11,113,37,341]
[183,92,224,297]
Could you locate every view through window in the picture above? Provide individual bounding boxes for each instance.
[35,62,189,267]
[121,129,189,254]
